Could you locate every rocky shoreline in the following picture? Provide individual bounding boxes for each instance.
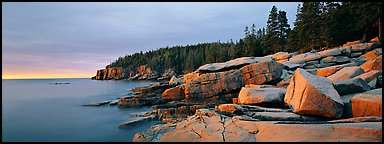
[91,37,382,142]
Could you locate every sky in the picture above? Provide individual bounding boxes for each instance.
[2,2,300,79]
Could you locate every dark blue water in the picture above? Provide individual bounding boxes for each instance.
[2,78,160,142]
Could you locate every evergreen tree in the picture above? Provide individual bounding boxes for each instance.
[265,5,280,53]
[277,10,291,52]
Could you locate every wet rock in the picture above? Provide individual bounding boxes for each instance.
[333,78,370,95]
[284,68,344,118]
[82,100,111,106]
[119,115,156,129]
[109,99,119,105]
[238,87,286,105]
[327,66,364,83]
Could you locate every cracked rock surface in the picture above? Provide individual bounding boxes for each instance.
[157,109,258,142]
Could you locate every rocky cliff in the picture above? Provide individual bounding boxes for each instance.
[92,65,176,80]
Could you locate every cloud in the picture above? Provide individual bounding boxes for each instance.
[2,2,299,78]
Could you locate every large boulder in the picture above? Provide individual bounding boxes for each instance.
[184,60,285,101]
[196,57,272,73]
[284,68,344,118]
[341,88,382,118]
[333,78,370,95]
[327,66,364,83]
[238,87,286,105]
[351,88,382,117]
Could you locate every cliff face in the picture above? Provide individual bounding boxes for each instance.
[95,67,127,80]
[93,65,176,80]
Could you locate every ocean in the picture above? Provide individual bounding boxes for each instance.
[2,78,161,142]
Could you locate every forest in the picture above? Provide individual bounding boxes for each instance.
[106,2,382,74]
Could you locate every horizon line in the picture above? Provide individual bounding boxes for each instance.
[2,77,92,80]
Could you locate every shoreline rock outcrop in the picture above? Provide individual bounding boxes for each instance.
[93,66,177,80]
[96,39,383,142]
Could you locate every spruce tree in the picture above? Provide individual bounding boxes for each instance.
[265,5,280,53]
[277,10,291,52]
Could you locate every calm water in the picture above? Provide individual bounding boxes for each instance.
[2,78,161,142]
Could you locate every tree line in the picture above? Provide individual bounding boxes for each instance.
[106,2,382,74]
